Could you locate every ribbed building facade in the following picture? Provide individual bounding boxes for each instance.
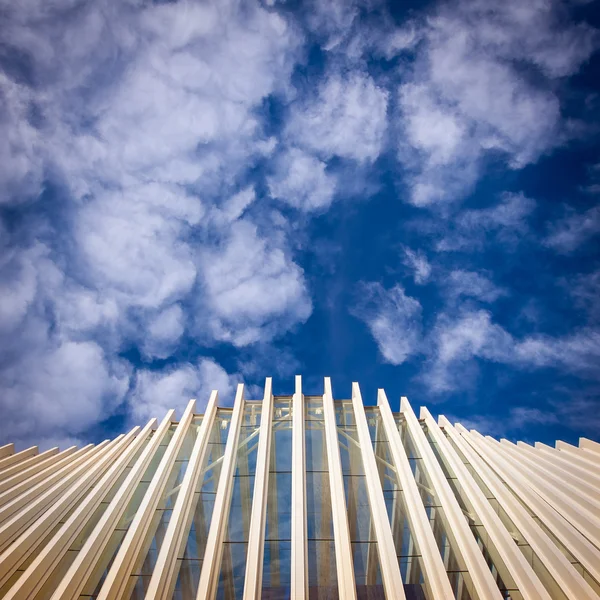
[0,377,599,600]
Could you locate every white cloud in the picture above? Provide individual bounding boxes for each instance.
[402,247,432,284]
[353,283,422,364]
[130,358,237,424]
[268,147,337,211]
[544,205,600,253]
[76,183,202,311]
[141,304,186,360]
[0,0,310,449]
[571,270,600,323]
[0,338,130,450]
[424,309,600,394]
[445,270,506,303]
[0,74,44,204]
[400,84,468,168]
[213,187,257,225]
[287,70,388,163]
[396,0,597,205]
[199,219,312,347]
[437,192,536,252]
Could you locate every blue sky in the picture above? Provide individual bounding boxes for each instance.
[1,0,599,450]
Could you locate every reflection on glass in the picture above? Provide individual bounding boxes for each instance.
[305,396,338,598]
[127,419,200,599]
[172,409,231,597]
[364,407,429,600]
[336,404,383,599]
[262,397,292,598]
[215,404,262,599]
[76,426,175,599]
[400,418,476,600]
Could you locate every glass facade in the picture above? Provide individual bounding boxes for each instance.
[0,380,598,600]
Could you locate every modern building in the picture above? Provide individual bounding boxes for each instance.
[0,377,598,600]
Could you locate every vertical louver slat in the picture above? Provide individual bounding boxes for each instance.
[483,435,600,546]
[0,441,110,552]
[0,445,81,508]
[243,378,274,599]
[541,441,600,475]
[527,441,600,485]
[0,421,155,598]
[0,446,38,471]
[96,399,198,600]
[0,377,597,600]
[0,444,14,459]
[195,383,246,600]
[421,407,551,600]
[580,438,600,453]
[400,396,504,600]
[0,447,59,484]
[377,389,454,600]
[291,375,308,600]
[49,410,175,600]
[502,439,600,509]
[457,424,600,586]
[144,391,219,599]
[322,377,357,600]
[351,383,405,599]
[441,417,598,600]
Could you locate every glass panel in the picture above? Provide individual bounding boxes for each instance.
[216,543,248,600]
[74,427,173,598]
[308,540,338,599]
[172,409,231,593]
[262,411,292,598]
[400,422,476,600]
[352,542,384,598]
[305,396,336,594]
[125,421,199,597]
[365,408,430,599]
[215,404,262,597]
[335,401,382,598]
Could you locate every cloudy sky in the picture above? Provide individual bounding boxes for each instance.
[1,0,599,450]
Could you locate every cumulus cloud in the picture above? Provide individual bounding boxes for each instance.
[0,338,130,450]
[444,270,506,303]
[287,70,389,163]
[544,205,600,253]
[424,310,600,394]
[268,147,337,211]
[570,270,600,323]
[0,0,310,448]
[402,247,432,284]
[130,358,237,424]
[198,220,312,347]
[352,283,422,364]
[396,0,597,205]
[141,305,186,360]
[436,192,536,252]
